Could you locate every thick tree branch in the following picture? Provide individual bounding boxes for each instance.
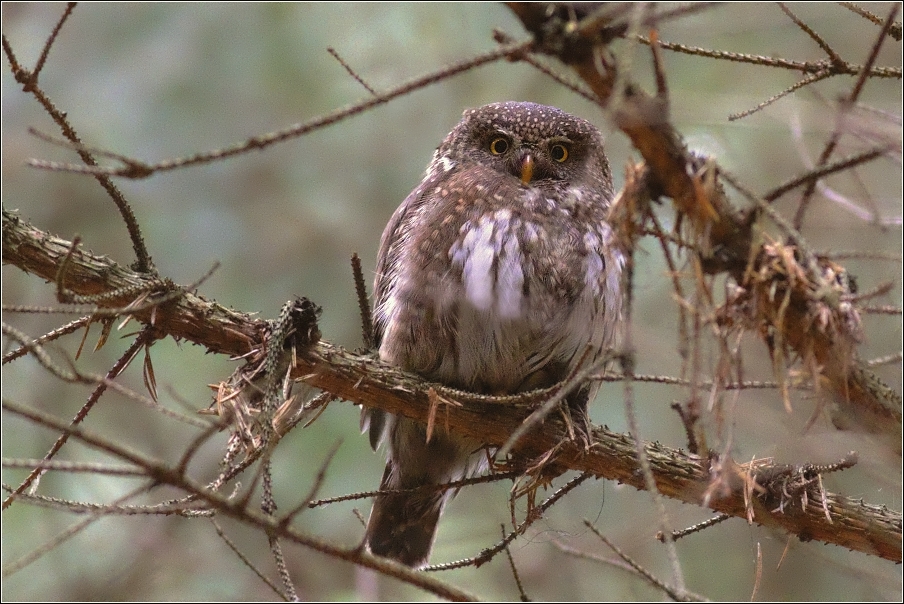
[3,209,900,562]
[3,208,261,357]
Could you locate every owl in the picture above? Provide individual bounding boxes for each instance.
[362,101,623,567]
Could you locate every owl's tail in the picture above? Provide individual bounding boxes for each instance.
[363,415,481,568]
[364,463,445,568]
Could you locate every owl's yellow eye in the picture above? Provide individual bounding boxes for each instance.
[550,144,569,162]
[489,138,509,155]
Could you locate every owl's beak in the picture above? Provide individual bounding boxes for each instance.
[519,153,534,185]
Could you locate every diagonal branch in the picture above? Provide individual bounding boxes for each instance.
[507,1,901,447]
[0,399,479,602]
[23,40,532,179]
[3,17,155,274]
[3,209,900,562]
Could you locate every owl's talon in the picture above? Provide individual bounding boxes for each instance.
[567,406,594,452]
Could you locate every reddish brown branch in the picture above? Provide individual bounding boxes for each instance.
[3,209,899,562]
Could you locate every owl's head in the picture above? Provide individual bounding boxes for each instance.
[435,101,612,196]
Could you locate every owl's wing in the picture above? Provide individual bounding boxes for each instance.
[363,173,441,450]
[371,173,442,349]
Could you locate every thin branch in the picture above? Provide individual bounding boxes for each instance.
[0,486,210,516]
[327,46,377,95]
[279,441,342,525]
[1,399,480,601]
[820,250,902,261]
[657,513,731,542]
[2,484,151,577]
[1,325,181,510]
[26,2,76,89]
[839,1,903,40]
[425,473,591,571]
[867,352,902,367]
[1,458,147,476]
[848,3,901,103]
[632,35,901,78]
[493,29,600,105]
[306,470,519,508]
[764,145,894,203]
[728,69,832,121]
[859,305,902,315]
[2,314,92,364]
[583,521,704,602]
[3,30,155,273]
[25,40,533,179]
[751,542,763,601]
[212,520,287,600]
[501,525,530,602]
[351,253,374,349]
[777,3,845,68]
[791,2,901,230]
[621,264,688,596]
[262,461,298,602]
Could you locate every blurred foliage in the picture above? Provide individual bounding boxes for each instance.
[2,3,901,601]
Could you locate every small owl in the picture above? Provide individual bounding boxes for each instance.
[362,101,623,567]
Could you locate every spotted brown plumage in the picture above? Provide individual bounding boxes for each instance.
[362,101,623,567]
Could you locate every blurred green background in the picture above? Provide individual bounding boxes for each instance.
[3,3,901,601]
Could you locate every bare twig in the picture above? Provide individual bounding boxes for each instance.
[632,36,901,79]
[212,520,287,600]
[425,473,592,571]
[583,521,704,602]
[26,2,76,89]
[2,484,151,577]
[728,69,832,121]
[750,542,763,601]
[1,399,480,601]
[839,1,903,40]
[777,3,845,68]
[791,2,901,230]
[764,146,895,203]
[2,315,92,364]
[2,458,147,476]
[501,525,531,602]
[25,40,533,179]
[2,325,157,509]
[657,513,730,542]
[351,253,374,349]
[3,22,155,273]
[327,46,377,95]
[307,470,519,508]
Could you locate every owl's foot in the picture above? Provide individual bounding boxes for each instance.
[560,401,594,452]
[561,388,594,452]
